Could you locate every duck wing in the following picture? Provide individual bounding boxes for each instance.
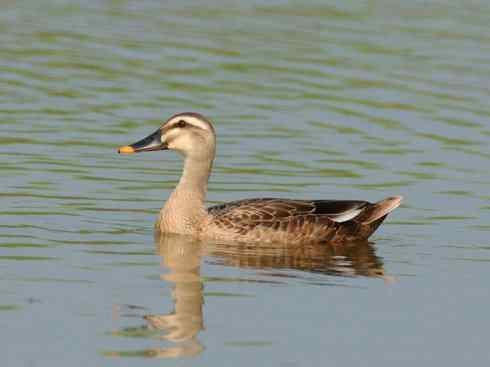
[207,198,370,224]
[207,197,402,242]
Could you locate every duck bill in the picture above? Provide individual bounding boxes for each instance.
[118,129,167,154]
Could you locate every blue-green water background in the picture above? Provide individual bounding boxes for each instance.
[1,0,490,366]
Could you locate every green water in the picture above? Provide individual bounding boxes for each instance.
[2,1,490,366]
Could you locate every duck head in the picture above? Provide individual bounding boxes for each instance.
[118,112,216,160]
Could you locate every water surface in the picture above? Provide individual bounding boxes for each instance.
[1,1,490,366]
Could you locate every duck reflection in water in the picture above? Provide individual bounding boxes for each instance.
[205,238,387,279]
[139,234,205,358]
[136,233,389,357]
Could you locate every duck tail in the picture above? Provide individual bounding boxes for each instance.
[355,196,403,225]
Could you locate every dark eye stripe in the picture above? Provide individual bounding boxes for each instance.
[162,118,203,132]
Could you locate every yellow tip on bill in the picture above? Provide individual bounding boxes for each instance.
[118,145,135,154]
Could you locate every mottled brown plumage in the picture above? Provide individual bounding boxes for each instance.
[205,197,401,244]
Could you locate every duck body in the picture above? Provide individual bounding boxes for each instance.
[119,112,402,245]
[203,197,401,244]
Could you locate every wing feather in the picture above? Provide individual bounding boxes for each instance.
[207,198,370,230]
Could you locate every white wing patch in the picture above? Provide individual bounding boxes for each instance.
[329,208,363,223]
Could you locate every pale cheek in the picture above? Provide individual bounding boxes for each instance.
[163,131,178,149]
[162,130,177,143]
[167,141,179,150]
[168,136,193,152]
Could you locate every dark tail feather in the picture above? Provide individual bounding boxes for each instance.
[354,196,403,225]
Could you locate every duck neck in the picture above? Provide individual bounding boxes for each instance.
[160,155,213,233]
[176,156,212,203]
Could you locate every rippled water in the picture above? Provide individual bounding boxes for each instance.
[2,1,490,366]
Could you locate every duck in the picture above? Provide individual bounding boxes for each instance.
[118,112,402,244]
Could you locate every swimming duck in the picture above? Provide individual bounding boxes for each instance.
[118,112,402,244]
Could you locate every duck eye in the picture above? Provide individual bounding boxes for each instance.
[176,120,186,128]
